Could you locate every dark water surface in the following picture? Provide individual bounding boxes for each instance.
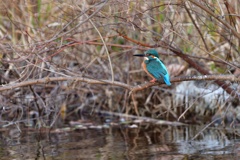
[0,121,240,159]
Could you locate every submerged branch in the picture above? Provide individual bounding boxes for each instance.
[95,110,185,126]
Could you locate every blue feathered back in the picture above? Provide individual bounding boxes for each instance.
[145,57,171,86]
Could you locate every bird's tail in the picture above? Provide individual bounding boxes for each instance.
[163,75,171,86]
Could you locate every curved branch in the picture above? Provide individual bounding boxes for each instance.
[87,14,114,82]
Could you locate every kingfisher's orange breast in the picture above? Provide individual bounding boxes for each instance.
[141,61,155,80]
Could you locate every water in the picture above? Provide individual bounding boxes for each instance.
[0,123,240,160]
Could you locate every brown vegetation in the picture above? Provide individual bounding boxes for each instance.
[0,0,239,128]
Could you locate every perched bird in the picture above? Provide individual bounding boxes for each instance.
[134,49,171,86]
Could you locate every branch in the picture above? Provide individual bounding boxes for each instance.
[131,75,240,93]
[0,75,239,97]
[0,77,132,92]
[113,29,153,48]
[184,2,209,51]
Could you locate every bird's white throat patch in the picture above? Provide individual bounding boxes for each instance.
[144,57,149,60]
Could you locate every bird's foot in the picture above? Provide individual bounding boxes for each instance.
[150,79,157,83]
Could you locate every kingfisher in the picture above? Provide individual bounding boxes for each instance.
[134,49,171,86]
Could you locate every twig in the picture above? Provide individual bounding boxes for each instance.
[131,93,139,116]
[216,0,224,17]
[191,117,222,140]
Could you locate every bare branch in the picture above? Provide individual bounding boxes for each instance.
[0,77,131,92]
[131,74,240,93]
[0,75,239,94]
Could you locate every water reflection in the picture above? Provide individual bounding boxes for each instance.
[0,124,240,159]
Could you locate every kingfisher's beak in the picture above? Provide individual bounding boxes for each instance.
[133,53,145,57]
